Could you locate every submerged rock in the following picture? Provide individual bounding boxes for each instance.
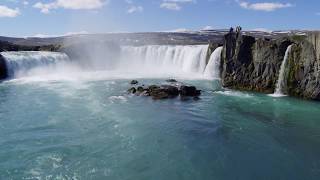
[128,87,137,94]
[130,80,139,85]
[152,91,169,100]
[180,86,201,96]
[137,86,145,93]
[148,85,179,99]
[166,79,178,83]
[161,85,180,97]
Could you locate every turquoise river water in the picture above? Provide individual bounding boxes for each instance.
[0,78,320,180]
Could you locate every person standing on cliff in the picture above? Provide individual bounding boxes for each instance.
[236,26,242,38]
[229,27,234,33]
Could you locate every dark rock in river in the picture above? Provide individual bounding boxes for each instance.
[130,80,139,85]
[149,85,179,99]
[128,82,201,100]
[151,91,170,100]
[161,85,180,97]
[166,79,178,83]
[137,86,145,93]
[180,85,201,96]
[128,87,137,94]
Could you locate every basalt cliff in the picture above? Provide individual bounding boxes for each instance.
[221,31,320,100]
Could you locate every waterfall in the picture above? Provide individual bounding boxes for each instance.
[0,51,70,78]
[0,45,224,80]
[204,47,223,79]
[120,45,209,76]
[273,45,293,96]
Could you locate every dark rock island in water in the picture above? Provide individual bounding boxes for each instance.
[128,80,201,100]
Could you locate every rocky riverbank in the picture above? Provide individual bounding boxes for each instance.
[220,31,320,100]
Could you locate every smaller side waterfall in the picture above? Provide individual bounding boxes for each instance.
[273,45,293,96]
[204,47,223,79]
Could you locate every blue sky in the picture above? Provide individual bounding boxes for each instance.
[0,0,319,37]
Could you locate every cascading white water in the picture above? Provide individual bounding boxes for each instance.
[204,47,223,79]
[120,45,209,77]
[0,45,223,81]
[0,51,70,78]
[273,45,293,96]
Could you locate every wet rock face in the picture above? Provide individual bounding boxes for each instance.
[221,32,320,100]
[286,41,320,99]
[180,86,201,96]
[166,79,178,83]
[128,87,137,94]
[130,80,139,85]
[0,55,8,80]
[221,32,292,94]
[128,80,201,100]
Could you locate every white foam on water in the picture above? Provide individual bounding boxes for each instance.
[109,96,128,103]
[214,90,253,98]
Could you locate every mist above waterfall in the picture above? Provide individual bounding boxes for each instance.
[0,36,225,82]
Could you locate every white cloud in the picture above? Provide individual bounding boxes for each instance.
[160,0,195,11]
[127,6,143,13]
[125,0,143,14]
[56,0,105,9]
[201,26,214,30]
[33,0,106,13]
[237,1,292,12]
[160,2,181,10]
[0,5,20,17]
[163,0,194,2]
[33,2,56,14]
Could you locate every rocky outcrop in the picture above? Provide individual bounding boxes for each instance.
[306,32,320,61]
[206,43,222,64]
[128,80,201,100]
[286,35,320,99]
[221,32,292,93]
[221,31,320,100]
[0,54,7,80]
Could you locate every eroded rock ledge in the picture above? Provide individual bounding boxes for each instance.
[221,32,320,100]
